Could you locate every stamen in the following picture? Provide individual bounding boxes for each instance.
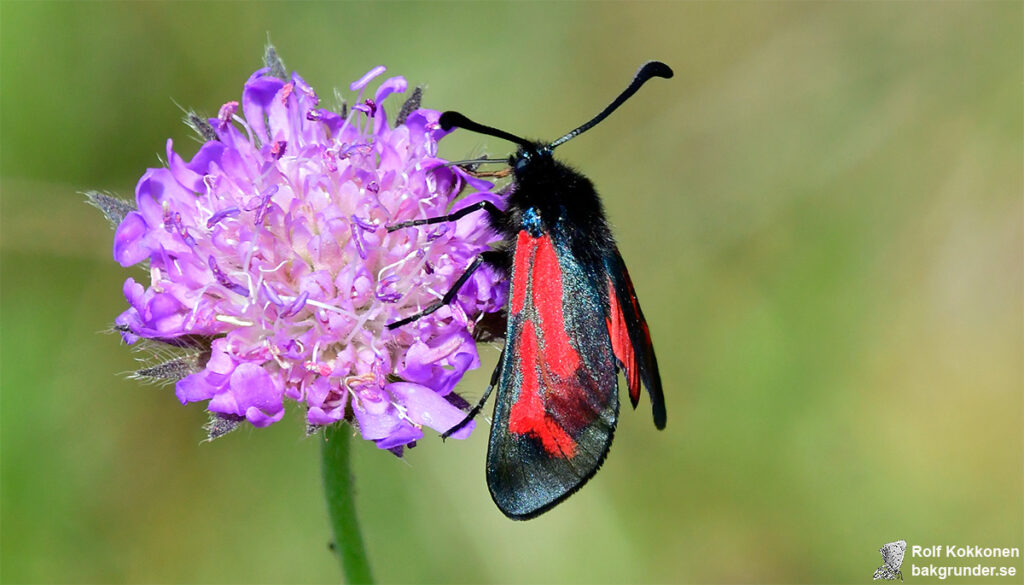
[207,207,240,228]
[207,256,250,297]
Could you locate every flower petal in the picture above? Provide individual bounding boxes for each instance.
[388,382,476,439]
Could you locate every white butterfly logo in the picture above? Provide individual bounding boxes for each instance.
[873,539,907,581]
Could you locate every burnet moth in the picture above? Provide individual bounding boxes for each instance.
[388,62,671,519]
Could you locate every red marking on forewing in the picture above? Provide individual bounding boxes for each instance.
[624,273,655,362]
[531,236,581,378]
[607,281,641,405]
[508,320,578,458]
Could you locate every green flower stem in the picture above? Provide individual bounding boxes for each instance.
[322,424,375,584]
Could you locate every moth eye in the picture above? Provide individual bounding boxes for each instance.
[514,152,532,174]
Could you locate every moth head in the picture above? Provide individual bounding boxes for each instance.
[511,144,553,176]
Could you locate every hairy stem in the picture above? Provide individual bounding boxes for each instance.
[321,425,374,584]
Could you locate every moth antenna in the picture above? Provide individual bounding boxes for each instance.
[549,61,673,150]
[439,111,533,148]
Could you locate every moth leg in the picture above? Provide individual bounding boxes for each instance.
[387,250,505,329]
[441,346,504,440]
[386,200,503,232]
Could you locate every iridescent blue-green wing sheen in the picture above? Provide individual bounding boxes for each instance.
[486,229,619,519]
[604,249,665,429]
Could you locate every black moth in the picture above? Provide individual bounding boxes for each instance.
[388,62,672,519]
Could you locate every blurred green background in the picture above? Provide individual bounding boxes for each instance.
[2,2,1021,583]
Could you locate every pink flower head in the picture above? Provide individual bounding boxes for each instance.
[105,52,506,452]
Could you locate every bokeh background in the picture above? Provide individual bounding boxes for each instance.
[2,2,1021,584]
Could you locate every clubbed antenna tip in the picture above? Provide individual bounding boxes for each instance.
[549,60,674,149]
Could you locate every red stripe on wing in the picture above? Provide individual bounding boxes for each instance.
[508,320,578,458]
[607,281,642,406]
[532,236,580,378]
[605,251,665,428]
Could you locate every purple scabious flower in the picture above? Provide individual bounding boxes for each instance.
[102,51,506,452]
